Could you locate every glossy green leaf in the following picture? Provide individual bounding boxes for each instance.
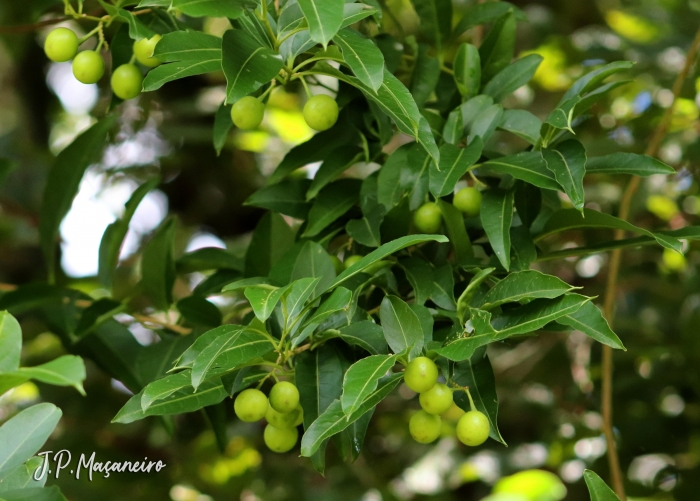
[303,179,361,237]
[561,61,634,104]
[479,152,560,191]
[377,143,410,210]
[499,109,542,145]
[412,0,451,49]
[213,102,232,155]
[172,0,249,18]
[483,54,542,102]
[584,470,621,501]
[379,295,423,359]
[15,356,86,395]
[0,312,21,373]
[245,179,312,219]
[586,153,675,176]
[452,1,525,38]
[430,263,457,310]
[0,403,62,473]
[476,270,576,310]
[337,321,388,355]
[341,354,397,416]
[141,217,176,311]
[244,285,287,322]
[443,108,464,145]
[244,212,295,278]
[479,12,516,83]
[307,146,362,201]
[430,138,483,198]
[0,456,47,492]
[141,371,191,410]
[173,324,243,370]
[557,301,625,350]
[176,247,242,274]
[303,287,353,328]
[544,95,580,133]
[410,45,440,107]
[453,43,480,100]
[543,139,587,213]
[460,94,495,128]
[401,257,433,305]
[283,277,321,327]
[340,3,378,27]
[281,241,337,297]
[298,0,344,46]
[456,268,495,323]
[221,366,268,396]
[480,189,514,271]
[346,212,383,247]
[334,28,385,92]
[468,103,503,143]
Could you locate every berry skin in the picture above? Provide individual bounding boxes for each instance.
[72,51,104,84]
[230,96,265,130]
[44,28,79,62]
[414,202,442,233]
[266,405,302,429]
[234,388,268,422]
[419,383,454,415]
[110,64,143,100]
[404,357,438,393]
[303,94,339,131]
[344,254,363,270]
[456,410,490,446]
[269,381,300,414]
[409,410,442,444]
[264,424,298,453]
[133,34,162,68]
[453,187,482,216]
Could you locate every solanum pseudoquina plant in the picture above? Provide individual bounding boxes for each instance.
[17,0,700,497]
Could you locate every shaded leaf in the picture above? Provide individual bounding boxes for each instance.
[380,295,423,359]
[543,139,587,213]
[430,138,484,197]
[480,189,514,271]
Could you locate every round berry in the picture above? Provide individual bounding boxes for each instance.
[44,28,79,62]
[72,51,104,84]
[133,34,162,68]
[456,410,490,446]
[269,381,300,414]
[404,356,438,394]
[266,404,302,429]
[344,254,363,270]
[453,187,482,216]
[264,424,298,453]
[110,63,143,100]
[414,202,442,233]
[230,96,265,130]
[303,94,339,131]
[419,383,454,415]
[234,388,268,422]
[409,410,442,444]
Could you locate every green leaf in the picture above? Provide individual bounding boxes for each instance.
[586,153,675,176]
[544,95,580,133]
[479,152,559,191]
[98,177,159,289]
[346,212,383,248]
[377,143,410,210]
[476,270,576,310]
[283,277,321,327]
[0,403,62,473]
[303,179,361,237]
[39,116,116,280]
[300,373,403,457]
[221,366,268,396]
[430,264,457,310]
[307,146,362,201]
[244,286,287,322]
[176,247,242,274]
[14,356,86,395]
[584,470,622,501]
[0,312,21,373]
[460,94,495,128]
[468,103,503,143]
[412,0,451,50]
[303,287,353,328]
[401,257,433,305]
[0,456,47,492]
[456,268,495,323]
[452,1,526,39]
[144,31,222,91]
[222,29,284,103]
[213,102,233,155]
[452,348,506,444]
[410,45,440,108]
[380,295,424,359]
[499,109,542,145]
[443,108,464,145]
[341,354,397,416]
[329,234,449,291]
[538,208,682,252]
[483,54,542,102]
[298,0,344,46]
[430,139,483,198]
[557,301,625,350]
[543,139,587,213]
[245,179,312,219]
[244,212,295,278]
[141,371,191,410]
[453,43,480,100]
[111,7,157,39]
[222,277,273,292]
[561,61,634,104]
[113,380,228,423]
[173,324,242,370]
[479,12,516,83]
[480,189,514,271]
[340,3,378,28]
[441,199,475,265]
[334,28,385,92]
[141,217,176,311]
[276,241,337,297]
[171,0,248,18]
[337,321,388,355]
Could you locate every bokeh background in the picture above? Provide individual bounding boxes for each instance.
[2,0,700,500]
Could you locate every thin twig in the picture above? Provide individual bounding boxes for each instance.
[132,313,192,336]
[600,26,700,501]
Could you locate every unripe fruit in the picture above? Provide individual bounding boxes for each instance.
[133,34,162,67]
[303,94,339,131]
[269,381,300,414]
[404,357,438,393]
[110,64,143,100]
[453,187,482,216]
[44,28,79,62]
[264,424,298,452]
[409,410,442,444]
[456,410,490,446]
[72,51,104,84]
[230,96,265,130]
[414,202,442,233]
[419,383,454,415]
[344,254,363,270]
[234,388,268,422]
[266,404,302,429]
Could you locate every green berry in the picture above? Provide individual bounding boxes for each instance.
[409,410,442,444]
[110,63,143,100]
[133,34,162,68]
[453,187,482,216]
[414,202,442,233]
[419,383,454,415]
[234,388,268,422]
[344,254,363,270]
[266,404,302,429]
[303,94,339,131]
[264,424,298,453]
[404,356,438,394]
[44,28,79,62]
[269,381,300,414]
[230,96,265,130]
[72,51,104,84]
[456,410,490,446]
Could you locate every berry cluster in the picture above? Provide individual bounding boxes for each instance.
[231,93,339,133]
[404,357,491,446]
[414,186,482,234]
[44,27,163,100]
[233,381,303,453]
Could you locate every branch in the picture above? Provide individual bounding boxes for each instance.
[600,26,700,501]
[132,313,192,336]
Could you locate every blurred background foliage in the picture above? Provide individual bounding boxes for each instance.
[1,0,700,500]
